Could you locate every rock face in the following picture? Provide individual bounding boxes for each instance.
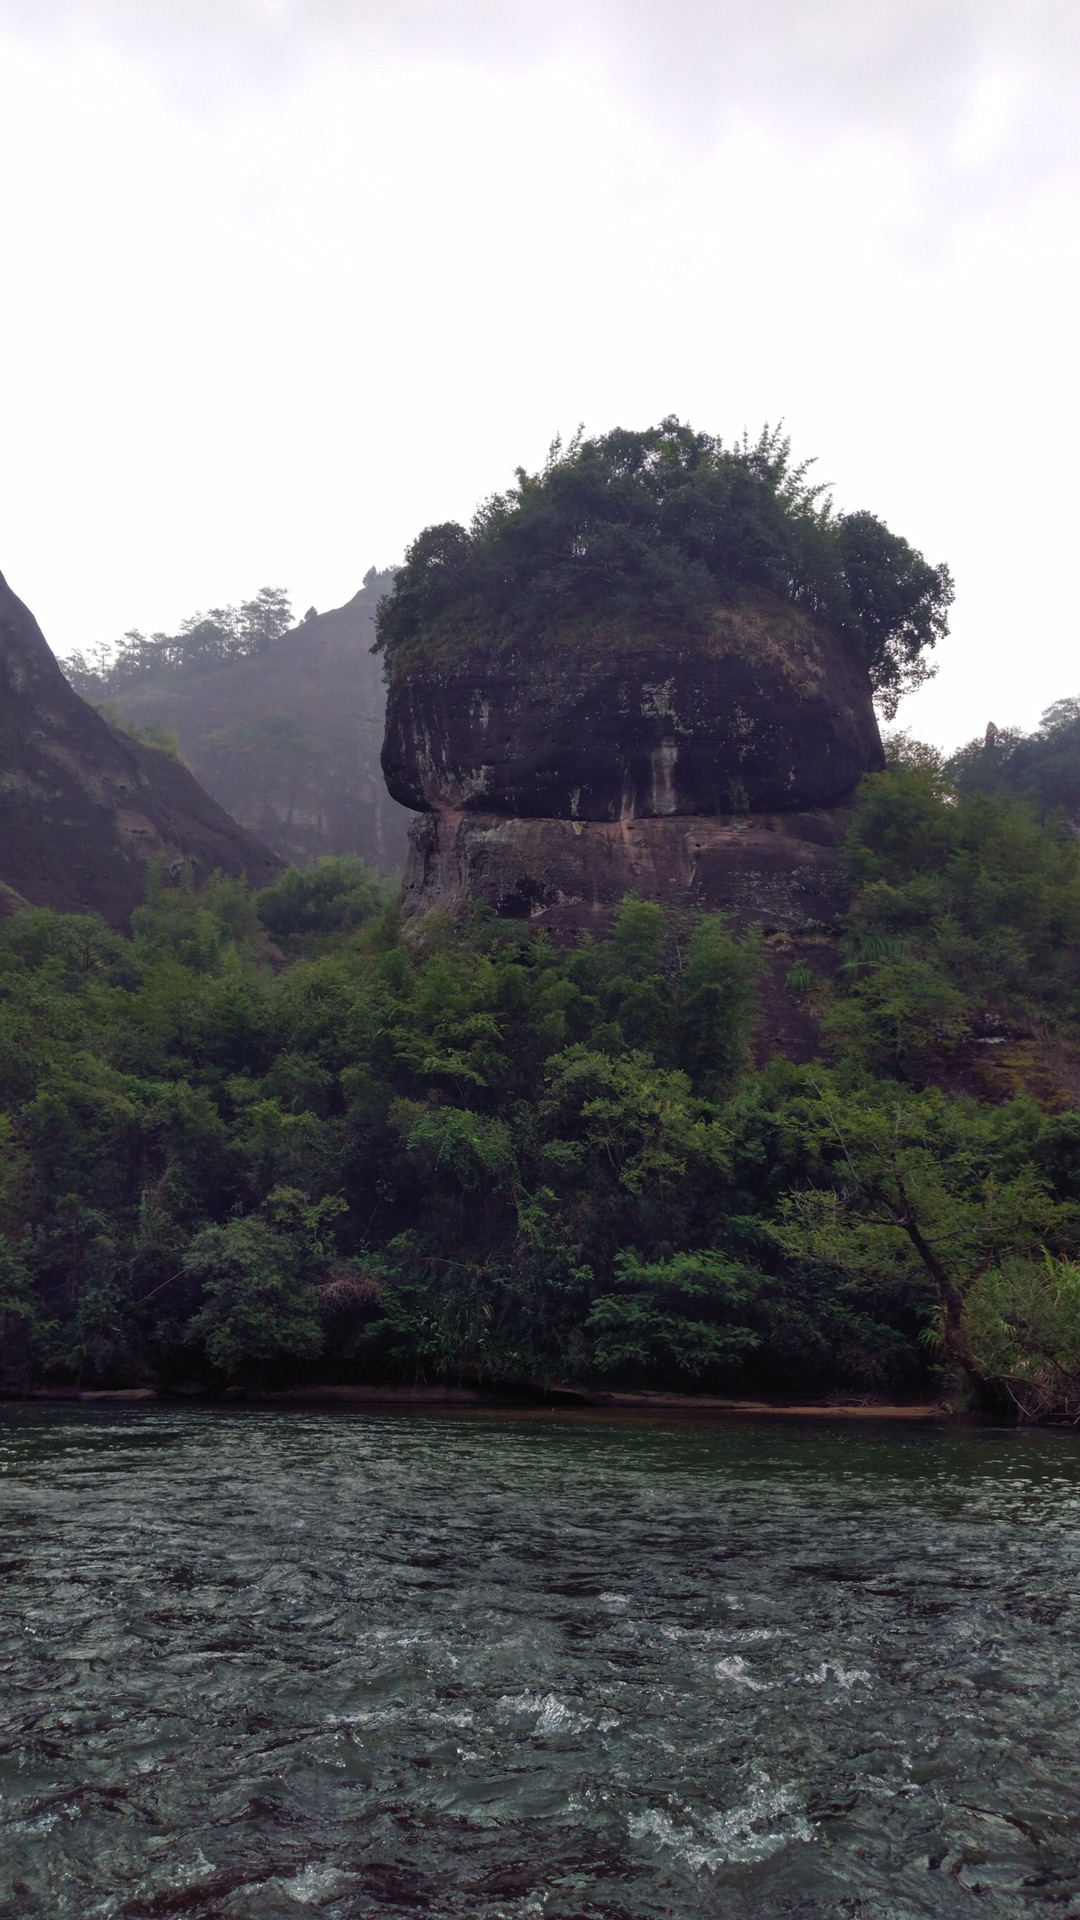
[112,578,414,873]
[384,588,883,932]
[0,570,283,927]
[401,809,849,932]
[382,591,883,821]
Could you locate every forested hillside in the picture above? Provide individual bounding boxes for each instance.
[2,750,1078,1419]
[948,699,1080,830]
[59,575,413,875]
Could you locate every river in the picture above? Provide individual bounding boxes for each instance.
[1,1406,1078,1918]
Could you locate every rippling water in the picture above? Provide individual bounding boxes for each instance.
[1,1407,1079,1919]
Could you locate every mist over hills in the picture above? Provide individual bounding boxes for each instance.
[79,572,414,875]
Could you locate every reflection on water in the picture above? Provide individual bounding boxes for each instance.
[1,1407,1078,1918]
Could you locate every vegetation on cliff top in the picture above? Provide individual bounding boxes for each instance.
[61,570,399,706]
[2,756,1079,1418]
[374,420,953,718]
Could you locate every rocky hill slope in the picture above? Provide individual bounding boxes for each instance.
[0,571,282,927]
[111,576,413,873]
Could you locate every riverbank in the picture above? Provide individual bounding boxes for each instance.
[1,1382,953,1420]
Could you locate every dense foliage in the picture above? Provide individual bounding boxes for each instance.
[60,585,298,700]
[2,776,1079,1416]
[948,698,1080,828]
[374,421,954,717]
[830,739,1080,1079]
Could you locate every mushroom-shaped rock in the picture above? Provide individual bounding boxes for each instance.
[381,590,884,822]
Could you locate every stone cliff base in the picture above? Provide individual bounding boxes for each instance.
[401,808,850,933]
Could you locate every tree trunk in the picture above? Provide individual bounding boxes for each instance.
[898,1210,1010,1415]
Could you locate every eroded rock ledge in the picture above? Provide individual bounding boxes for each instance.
[401,808,849,933]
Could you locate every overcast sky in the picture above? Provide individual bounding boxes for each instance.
[1,0,1077,747]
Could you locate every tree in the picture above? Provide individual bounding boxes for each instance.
[828,511,952,718]
[672,913,762,1093]
[183,1215,324,1374]
[257,857,393,941]
[374,418,952,711]
[771,1078,1079,1407]
[963,1254,1080,1422]
[238,586,293,654]
[949,696,1080,827]
[58,586,295,696]
[586,1249,761,1384]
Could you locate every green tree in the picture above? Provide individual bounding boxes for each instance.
[374,419,951,710]
[58,585,295,696]
[949,698,1080,826]
[257,856,394,942]
[963,1254,1080,1421]
[182,1199,332,1375]
[537,1046,731,1269]
[672,913,762,1092]
[586,1249,761,1384]
[771,1078,1078,1406]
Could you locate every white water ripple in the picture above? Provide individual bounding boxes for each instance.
[630,1775,815,1869]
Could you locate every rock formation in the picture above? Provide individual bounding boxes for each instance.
[383,591,881,821]
[0,570,283,928]
[382,589,884,932]
[110,576,414,873]
[400,807,851,931]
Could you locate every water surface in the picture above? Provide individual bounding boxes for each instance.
[1,1407,1078,1918]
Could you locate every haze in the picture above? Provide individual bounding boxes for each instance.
[1,0,1077,748]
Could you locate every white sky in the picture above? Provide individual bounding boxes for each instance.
[0,0,1077,749]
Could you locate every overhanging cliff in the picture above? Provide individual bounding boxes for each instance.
[381,589,883,932]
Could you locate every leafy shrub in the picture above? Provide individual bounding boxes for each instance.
[183,1216,324,1374]
[964,1255,1080,1421]
[257,856,395,941]
[99,704,183,759]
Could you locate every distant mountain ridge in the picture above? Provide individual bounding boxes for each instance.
[0,570,282,927]
[107,574,414,873]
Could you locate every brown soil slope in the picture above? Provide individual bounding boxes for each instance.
[1,570,282,928]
